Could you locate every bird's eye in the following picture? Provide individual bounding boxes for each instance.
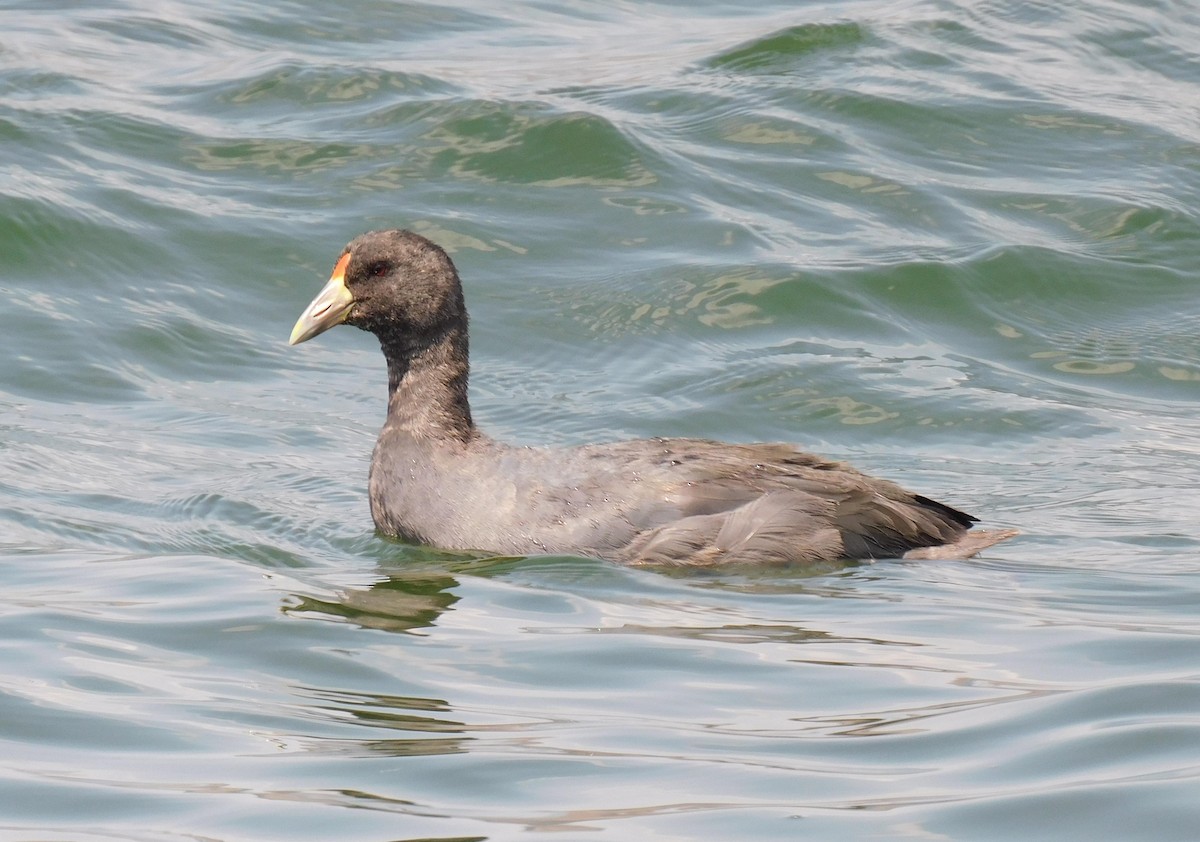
[369,261,390,277]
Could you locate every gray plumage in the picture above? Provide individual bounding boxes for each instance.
[290,229,1015,566]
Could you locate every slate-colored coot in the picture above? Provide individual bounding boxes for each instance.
[289,229,1015,566]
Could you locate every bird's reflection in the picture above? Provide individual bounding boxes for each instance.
[286,573,460,633]
[283,545,537,632]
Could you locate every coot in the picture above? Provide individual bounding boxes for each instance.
[289,229,1014,565]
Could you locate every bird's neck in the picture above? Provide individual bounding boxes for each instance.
[380,323,475,444]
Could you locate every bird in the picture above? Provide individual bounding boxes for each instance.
[288,229,1016,566]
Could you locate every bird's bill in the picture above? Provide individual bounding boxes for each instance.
[289,252,353,345]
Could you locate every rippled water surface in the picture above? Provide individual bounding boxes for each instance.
[3,1,1199,839]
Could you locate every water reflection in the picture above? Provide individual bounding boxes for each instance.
[283,548,524,632]
[287,574,460,633]
[285,548,868,636]
[261,552,1200,841]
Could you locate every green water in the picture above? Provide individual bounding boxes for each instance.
[2,1,1199,839]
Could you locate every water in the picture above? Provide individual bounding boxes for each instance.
[2,0,1198,839]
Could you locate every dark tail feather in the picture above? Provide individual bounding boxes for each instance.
[912,494,977,530]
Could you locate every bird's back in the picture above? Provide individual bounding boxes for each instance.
[369,432,977,566]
